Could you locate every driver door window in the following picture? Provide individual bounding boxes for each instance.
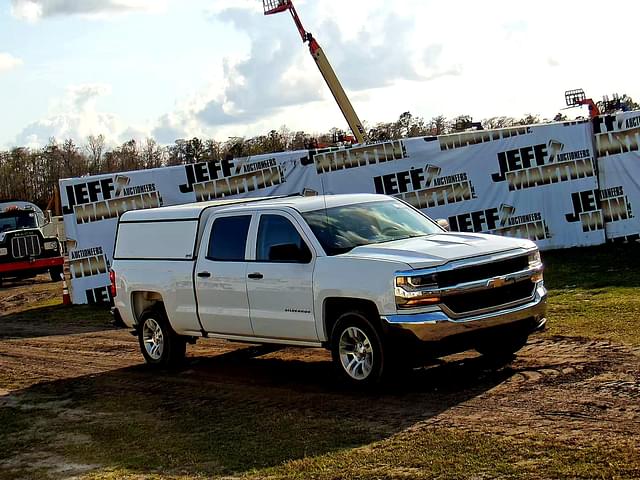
[256,214,311,263]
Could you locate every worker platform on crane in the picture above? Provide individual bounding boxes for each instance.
[565,89,588,108]
[564,88,601,119]
[263,0,290,15]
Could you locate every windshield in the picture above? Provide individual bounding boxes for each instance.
[302,199,443,255]
[0,211,38,232]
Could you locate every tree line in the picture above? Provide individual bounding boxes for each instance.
[0,101,636,209]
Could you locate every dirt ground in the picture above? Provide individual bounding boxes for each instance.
[1,275,639,479]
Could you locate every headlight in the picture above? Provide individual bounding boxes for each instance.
[44,241,58,251]
[396,273,438,290]
[395,273,440,308]
[0,247,7,256]
[528,250,541,268]
[528,250,544,282]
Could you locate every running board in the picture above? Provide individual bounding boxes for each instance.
[181,330,323,348]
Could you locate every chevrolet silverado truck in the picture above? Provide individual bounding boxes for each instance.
[0,201,64,286]
[111,194,547,385]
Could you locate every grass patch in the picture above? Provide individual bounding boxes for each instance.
[3,304,112,326]
[0,407,37,457]
[547,287,640,344]
[71,427,640,480]
[251,427,640,480]
[60,391,379,477]
[542,244,640,345]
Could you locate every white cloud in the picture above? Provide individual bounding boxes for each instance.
[14,83,150,147]
[6,0,640,149]
[67,84,112,111]
[0,53,23,74]
[195,7,324,128]
[152,111,202,145]
[194,4,459,132]
[11,0,167,22]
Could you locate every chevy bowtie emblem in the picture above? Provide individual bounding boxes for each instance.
[487,276,508,288]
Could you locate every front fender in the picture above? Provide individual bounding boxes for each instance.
[313,257,408,341]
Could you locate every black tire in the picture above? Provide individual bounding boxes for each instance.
[330,311,387,386]
[137,308,186,367]
[475,332,529,360]
[49,266,64,282]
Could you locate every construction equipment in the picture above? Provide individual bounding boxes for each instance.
[564,89,601,119]
[598,93,628,115]
[453,116,484,132]
[0,200,64,284]
[263,0,367,144]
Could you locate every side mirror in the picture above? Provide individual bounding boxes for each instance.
[269,243,312,263]
[436,219,450,231]
[43,210,52,226]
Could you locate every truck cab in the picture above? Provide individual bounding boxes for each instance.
[0,201,64,286]
[112,194,547,385]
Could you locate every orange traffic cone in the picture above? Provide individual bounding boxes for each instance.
[62,275,71,305]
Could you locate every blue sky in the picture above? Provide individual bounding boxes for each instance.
[1,0,639,149]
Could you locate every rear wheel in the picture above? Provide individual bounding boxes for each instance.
[138,309,186,367]
[331,311,386,386]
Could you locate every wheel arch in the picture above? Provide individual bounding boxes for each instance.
[322,297,382,344]
[131,291,165,327]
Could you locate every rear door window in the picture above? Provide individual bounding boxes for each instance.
[207,215,252,261]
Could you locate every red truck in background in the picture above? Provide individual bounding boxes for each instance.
[0,201,64,287]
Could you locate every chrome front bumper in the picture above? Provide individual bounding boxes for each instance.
[382,281,547,342]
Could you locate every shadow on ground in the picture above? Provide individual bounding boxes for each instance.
[0,345,516,478]
[0,304,114,339]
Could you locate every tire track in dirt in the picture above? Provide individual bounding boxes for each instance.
[427,338,640,446]
[0,275,61,314]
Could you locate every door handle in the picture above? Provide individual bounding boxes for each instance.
[197,271,211,278]
[248,272,264,280]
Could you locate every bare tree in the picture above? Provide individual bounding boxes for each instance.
[85,134,105,173]
[482,116,517,130]
[515,113,541,126]
[141,138,164,169]
[428,115,449,136]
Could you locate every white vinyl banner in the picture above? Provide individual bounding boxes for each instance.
[60,150,322,304]
[319,121,604,250]
[593,111,640,242]
[61,120,604,305]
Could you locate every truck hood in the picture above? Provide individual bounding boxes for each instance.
[342,232,534,269]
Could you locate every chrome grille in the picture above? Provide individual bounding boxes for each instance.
[11,235,41,259]
[438,255,529,287]
[442,281,536,315]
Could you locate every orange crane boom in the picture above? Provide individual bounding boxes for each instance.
[263,0,367,144]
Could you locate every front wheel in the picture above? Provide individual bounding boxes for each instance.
[331,311,386,386]
[49,266,63,282]
[138,309,186,367]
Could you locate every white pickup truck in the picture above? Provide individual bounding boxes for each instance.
[111,194,547,385]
